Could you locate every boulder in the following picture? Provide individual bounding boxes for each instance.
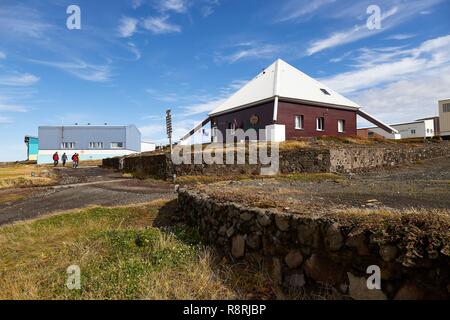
[304,254,341,285]
[275,214,290,231]
[379,245,398,262]
[285,250,304,269]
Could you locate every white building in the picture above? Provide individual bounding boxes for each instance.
[141,141,156,152]
[439,99,450,138]
[361,118,436,139]
[38,125,141,164]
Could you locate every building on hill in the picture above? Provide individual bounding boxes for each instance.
[439,99,450,139]
[37,124,141,164]
[180,59,398,143]
[24,136,39,161]
[358,118,437,140]
[141,141,156,152]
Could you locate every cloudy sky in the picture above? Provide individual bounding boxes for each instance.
[1,0,450,161]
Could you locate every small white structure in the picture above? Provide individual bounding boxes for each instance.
[363,119,436,139]
[141,141,156,152]
[265,124,286,142]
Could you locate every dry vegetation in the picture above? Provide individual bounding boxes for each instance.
[0,164,55,189]
[0,200,278,300]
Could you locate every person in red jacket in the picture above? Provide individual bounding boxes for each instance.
[52,152,59,167]
[71,153,79,168]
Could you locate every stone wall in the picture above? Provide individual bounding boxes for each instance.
[330,142,450,173]
[102,142,450,178]
[178,189,450,300]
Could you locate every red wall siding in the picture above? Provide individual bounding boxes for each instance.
[211,101,275,139]
[277,101,357,138]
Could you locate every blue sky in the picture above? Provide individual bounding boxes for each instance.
[1,0,450,161]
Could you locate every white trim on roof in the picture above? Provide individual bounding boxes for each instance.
[209,59,361,117]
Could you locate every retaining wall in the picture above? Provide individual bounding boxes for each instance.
[102,142,450,178]
[178,189,450,300]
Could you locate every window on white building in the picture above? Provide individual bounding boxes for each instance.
[443,103,450,112]
[61,142,75,149]
[111,142,124,149]
[338,120,345,133]
[316,117,325,131]
[89,142,104,149]
[295,115,304,129]
[411,129,416,134]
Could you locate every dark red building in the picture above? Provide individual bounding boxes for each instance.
[181,59,396,143]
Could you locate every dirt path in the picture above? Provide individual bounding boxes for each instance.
[193,157,450,213]
[0,167,175,226]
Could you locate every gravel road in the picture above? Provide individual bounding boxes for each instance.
[0,167,175,226]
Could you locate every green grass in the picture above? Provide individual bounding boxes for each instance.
[0,200,273,300]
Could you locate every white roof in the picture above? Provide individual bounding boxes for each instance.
[209,59,361,116]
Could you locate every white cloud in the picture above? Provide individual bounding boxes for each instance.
[0,103,27,113]
[28,59,112,82]
[216,43,282,64]
[201,0,220,17]
[157,0,188,13]
[306,0,443,55]
[0,73,40,86]
[385,33,416,40]
[127,42,142,60]
[118,16,139,37]
[132,0,144,9]
[0,51,6,60]
[182,98,227,116]
[321,35,450,94]
[142,16,181,34]
[0,116,12,124]
[0,5,52,39]
[307,6,398,56]
[275,0,336,23]
[354,66,450,125]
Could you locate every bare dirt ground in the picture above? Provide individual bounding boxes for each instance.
[0,166,175,226]
[194,156,450,214]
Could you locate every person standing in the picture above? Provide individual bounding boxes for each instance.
[52,152,59,167]
[62,153,68,167]
[72,153,79,168]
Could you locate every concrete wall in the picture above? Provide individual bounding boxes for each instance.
[178,189,450,300]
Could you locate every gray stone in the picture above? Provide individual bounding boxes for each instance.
[379,245,398,262]
[284,273,305,289]
[304,254,340,285]
[240,211,254,221]
[246,233,261,250]
[275,214,290,231]
[284,250,304,269]
[297,223,317,246]
[347,272,387,300]
[231,235,246,258]
[325,223,344,251]
[226,226,235,238]
[346,233,370,256]
[271,257,282,285]
[257,213,271,227]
